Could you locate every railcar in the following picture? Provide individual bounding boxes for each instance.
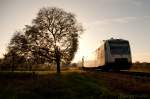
[83,38,132,71]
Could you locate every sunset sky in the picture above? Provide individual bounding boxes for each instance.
[0,0,150,63]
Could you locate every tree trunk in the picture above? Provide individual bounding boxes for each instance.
[29,64,32,71]
[12,54,15,72]
[56,60,60,74]
[55,46,61,74]
[12,64,15,72]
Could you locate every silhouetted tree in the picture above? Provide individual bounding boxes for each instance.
[7,32,29,70]
[7,31,48,70]
[27,7,83,74]
[0,58,3,70]
[8,7,83,74]
[2,49,26,71]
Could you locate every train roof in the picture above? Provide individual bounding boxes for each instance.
[103,38,129,42]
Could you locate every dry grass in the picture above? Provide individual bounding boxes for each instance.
[86,72,150,95]
[0,71,150,99]
[130,65,150,72]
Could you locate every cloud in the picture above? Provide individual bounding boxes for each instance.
[112,0,143,6]
[87,15,150,28]
[131,0,143,6]
[87,17,137,27]
[113,17,137,23]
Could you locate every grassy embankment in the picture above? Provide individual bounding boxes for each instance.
[0,71,150,99]
[130,64,150,72]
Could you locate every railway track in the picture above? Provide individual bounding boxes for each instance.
[85,69,150,79]
[116,71,150,77]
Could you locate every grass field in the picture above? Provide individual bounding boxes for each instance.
[0,71,149,99]
[130,65,150,73]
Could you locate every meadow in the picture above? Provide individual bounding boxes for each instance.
[130,63,150,72]
[0,71,149,99]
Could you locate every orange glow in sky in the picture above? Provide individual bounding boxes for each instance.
[1,0,150,63]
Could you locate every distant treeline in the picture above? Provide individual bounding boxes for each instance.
[132,62,150,66]
[131,62,150,72]
[0,57,78,71]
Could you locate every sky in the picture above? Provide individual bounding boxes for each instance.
[0,0,150,63]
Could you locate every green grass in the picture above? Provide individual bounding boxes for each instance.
[0,71,149,99]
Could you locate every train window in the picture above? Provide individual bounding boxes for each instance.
[109,41,130,55]
[110,46,129,54]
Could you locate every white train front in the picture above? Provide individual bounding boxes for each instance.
[83,38,132,71]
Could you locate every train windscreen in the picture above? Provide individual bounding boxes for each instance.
[109,41,130,55]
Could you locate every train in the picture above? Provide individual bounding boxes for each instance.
[82,38,132,71]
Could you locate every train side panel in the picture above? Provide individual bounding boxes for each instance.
[95,43,105,67]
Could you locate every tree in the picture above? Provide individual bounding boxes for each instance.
[29,7,83,74]
[8,7,83,74]
[2,49,27,71]
[6,32,30,71]
[7,31,50,71]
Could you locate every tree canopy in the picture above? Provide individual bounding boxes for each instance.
[6,7,83,73]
